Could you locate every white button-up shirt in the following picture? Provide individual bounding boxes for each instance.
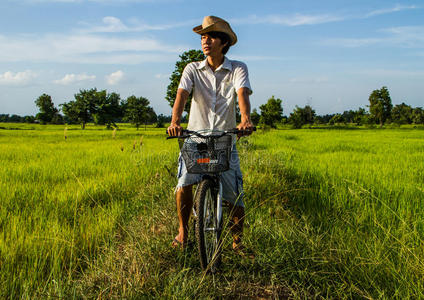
[178,57,252,131]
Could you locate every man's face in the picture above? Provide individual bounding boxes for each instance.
[201,33,226,57]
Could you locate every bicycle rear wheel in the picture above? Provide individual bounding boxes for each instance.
[195,178,222,272]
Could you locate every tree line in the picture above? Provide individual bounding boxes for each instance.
[27,88,168,129]
[2,49,423,129]
[3,86,422,130]
[255,86,424,129]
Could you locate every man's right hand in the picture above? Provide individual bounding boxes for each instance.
[167,123,183,136]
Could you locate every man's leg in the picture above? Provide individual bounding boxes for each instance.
[228,204,244,249]
[174,184,193,246]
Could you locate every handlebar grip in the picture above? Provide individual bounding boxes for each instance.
[166,129,189,138]
[232,126,256,133]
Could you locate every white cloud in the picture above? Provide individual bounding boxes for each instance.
[380,26,424,47]
[106,70,124,85]
[0,33,186,64]
[323,37,382,48]
[266,14,343,26]
[79,16,196,33]
[54,73,96,85]
[322,26,424,48]
[232,14,343,26]
[231,6,420,27]
[0,70,37,86]
[366,4,418,17]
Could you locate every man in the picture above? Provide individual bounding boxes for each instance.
[167,16,254,253]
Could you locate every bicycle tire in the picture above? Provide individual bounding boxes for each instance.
[195,178,222,272]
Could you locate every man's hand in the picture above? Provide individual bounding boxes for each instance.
[236,87,253,139]
[168,89,189,136]
[167,122,183,137]
[236,120,254,138]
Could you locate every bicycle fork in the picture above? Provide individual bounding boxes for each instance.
[216,180,223,234]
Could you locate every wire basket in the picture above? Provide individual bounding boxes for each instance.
[179,135,233,174]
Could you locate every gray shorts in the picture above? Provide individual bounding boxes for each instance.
[176,146,245,207]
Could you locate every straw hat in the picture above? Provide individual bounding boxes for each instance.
[193,16,237,46]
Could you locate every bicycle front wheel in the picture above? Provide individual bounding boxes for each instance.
[195,178,222,272]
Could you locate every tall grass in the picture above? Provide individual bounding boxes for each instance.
[0,124,178,298]
[1,124,423,298]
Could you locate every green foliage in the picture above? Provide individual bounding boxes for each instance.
[368,86,393,126]
[123,95,156,130]
[155,114,167,128]
[62,89,128,129]
[412,107,424,124]
[259,96,283,128]
[165,49,205,114]
[61,88,97,129]
[353,107,367,125]
[329,114,344,125]
[0,114,35,123]
[35,93,59,124]
[289,105,315,128]
[391,102,413,124]
[92,91,122,129]
[250,108,260,125]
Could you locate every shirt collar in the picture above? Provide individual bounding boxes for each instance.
[197,58,208,70]
[197,56,232,72]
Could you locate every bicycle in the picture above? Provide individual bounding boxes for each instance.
[167,128,255,273]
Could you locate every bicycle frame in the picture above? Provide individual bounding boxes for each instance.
[167,127,255,271]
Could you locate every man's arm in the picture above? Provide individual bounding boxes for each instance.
[167,88,189,136]
[237,87,254,135]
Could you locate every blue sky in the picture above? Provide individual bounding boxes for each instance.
[0,0,423,117]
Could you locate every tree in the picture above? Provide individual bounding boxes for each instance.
[368,86,392,126]
[24,115,36,123]
[61,88,97,129]
[61,101,79,125]
[353,107,367,125]
[391,102,413,125]
[35,94,59,124]
[341,110,355,124]
[315,114,335,124]
[329,114,344,125]
[289,105,316,129]
[92,91,122,129]
[250,108,260,125]
[165,49,205,114]
[412,107,424,124]
[259,96,283,128]
[123,95,156,130]
[156,114,167,128]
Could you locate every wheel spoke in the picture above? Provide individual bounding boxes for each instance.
[203,188,217,263]
[196,179,221,270]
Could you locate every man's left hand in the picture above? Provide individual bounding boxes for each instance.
[236,120,254,138]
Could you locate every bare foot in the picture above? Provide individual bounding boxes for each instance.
[233,239,255,259]
[172,233,187,249]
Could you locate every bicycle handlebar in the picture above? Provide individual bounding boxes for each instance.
[166,127,256,139]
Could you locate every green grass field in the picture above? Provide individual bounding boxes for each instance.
[1,123,423,299]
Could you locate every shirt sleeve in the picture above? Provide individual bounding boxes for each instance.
[233,62,253,95]
[178,63,194,94]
